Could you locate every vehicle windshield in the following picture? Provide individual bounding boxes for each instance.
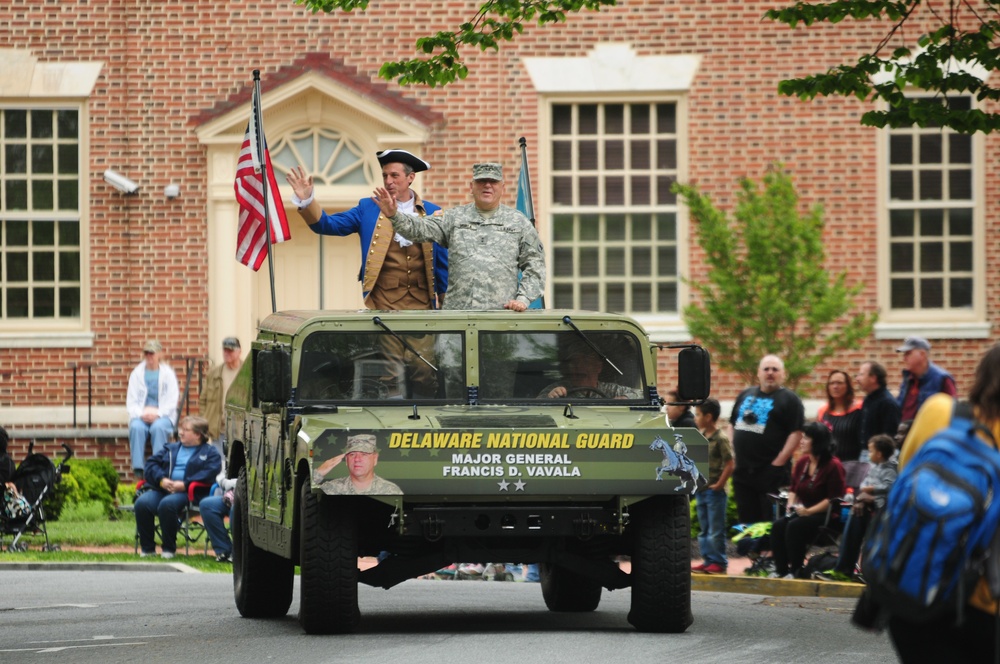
[478,331,647,403]
[297,331,466,403]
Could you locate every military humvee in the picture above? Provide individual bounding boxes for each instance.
[225,309,711,634]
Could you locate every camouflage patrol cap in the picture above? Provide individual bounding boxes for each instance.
[343,433,378,454]
[472,162,503,181]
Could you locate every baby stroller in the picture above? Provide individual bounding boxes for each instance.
[1,442,73,552]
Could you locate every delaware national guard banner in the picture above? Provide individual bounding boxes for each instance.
[310,427,709,496]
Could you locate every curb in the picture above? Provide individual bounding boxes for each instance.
[0,560,866,597]
[693,573,864,598]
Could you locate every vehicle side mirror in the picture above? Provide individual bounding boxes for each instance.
[256,347,292,406]
[675,346,711,402]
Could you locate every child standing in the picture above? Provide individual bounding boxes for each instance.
[692,398,734,574]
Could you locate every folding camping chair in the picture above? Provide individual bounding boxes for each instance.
[132,480,213,555]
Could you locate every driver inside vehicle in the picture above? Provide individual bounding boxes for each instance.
[539,343,642,400]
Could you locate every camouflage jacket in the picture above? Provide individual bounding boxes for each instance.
[390,203,545,310]
[318,474,403,496]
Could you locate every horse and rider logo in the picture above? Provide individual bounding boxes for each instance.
[650,434,706,494]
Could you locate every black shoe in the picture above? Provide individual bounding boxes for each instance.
[215,552,232,563]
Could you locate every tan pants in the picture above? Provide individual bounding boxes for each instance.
[377,334,438,399]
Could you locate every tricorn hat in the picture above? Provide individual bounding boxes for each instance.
[376,149,430,173]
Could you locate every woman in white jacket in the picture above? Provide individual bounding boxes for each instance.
[126,340,179,478]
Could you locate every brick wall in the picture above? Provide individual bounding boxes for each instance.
[1,1,996,461]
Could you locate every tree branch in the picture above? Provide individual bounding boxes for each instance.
[299,0,617,87]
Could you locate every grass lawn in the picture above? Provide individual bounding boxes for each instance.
[0,500,233,573]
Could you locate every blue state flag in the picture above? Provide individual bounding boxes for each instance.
[516,158,544,310]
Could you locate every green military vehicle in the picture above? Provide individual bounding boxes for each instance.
[225,309,711,634]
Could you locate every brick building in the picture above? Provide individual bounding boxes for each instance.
[2,1,997,475]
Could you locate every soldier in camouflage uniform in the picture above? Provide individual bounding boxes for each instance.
[372,162,545,311]
[314,433,402,496]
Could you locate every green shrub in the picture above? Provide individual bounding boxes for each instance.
[116,482,138,508]
[44,469,75,521]
[88,458,119,497]
[56,458,120,517]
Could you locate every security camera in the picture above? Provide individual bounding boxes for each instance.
[103,169,139,195]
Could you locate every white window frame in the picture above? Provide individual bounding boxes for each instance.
[0,101,92,346]
[874,96,990,341]
[0,52,100,348]
[539,96,688,329]
[525,45,698,341]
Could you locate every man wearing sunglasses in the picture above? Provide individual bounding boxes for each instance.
[728,355,805,525]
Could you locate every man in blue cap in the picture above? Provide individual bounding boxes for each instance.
[895,336,956,420]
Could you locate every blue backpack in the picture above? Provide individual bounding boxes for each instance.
[862,401,1000,623]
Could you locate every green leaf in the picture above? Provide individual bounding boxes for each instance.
[300,0,619,87]
[766,1,1000,132]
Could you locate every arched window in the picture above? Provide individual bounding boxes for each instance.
[270,128,374,186]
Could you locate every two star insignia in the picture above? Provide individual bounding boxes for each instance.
[497,479,526,492]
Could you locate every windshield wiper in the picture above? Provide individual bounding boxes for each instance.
[561,315,623,376]
[372,316,439,373]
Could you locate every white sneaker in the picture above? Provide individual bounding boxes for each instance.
[783,573,796,580]
[139,551,154,558]
[160,551,175,559]
[767,572,782,579]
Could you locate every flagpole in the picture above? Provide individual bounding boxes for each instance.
[518,137,536,225]
[252,69,277,314]
[518,137,544,309]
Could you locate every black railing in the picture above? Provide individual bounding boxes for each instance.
[15,357,209,429]
[174,357,208,433]
[70,362,93,428]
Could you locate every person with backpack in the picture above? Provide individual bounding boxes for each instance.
[767,421,846,579]
[877,343,1000,662]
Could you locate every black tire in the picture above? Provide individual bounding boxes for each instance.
[539,563,603,612]
[233,468,294,618]
[298,483,360,634]
[627,494,693,633]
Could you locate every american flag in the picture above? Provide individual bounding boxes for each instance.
[233,88,290,271]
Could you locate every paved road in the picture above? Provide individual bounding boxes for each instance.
[0,567,897,663]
